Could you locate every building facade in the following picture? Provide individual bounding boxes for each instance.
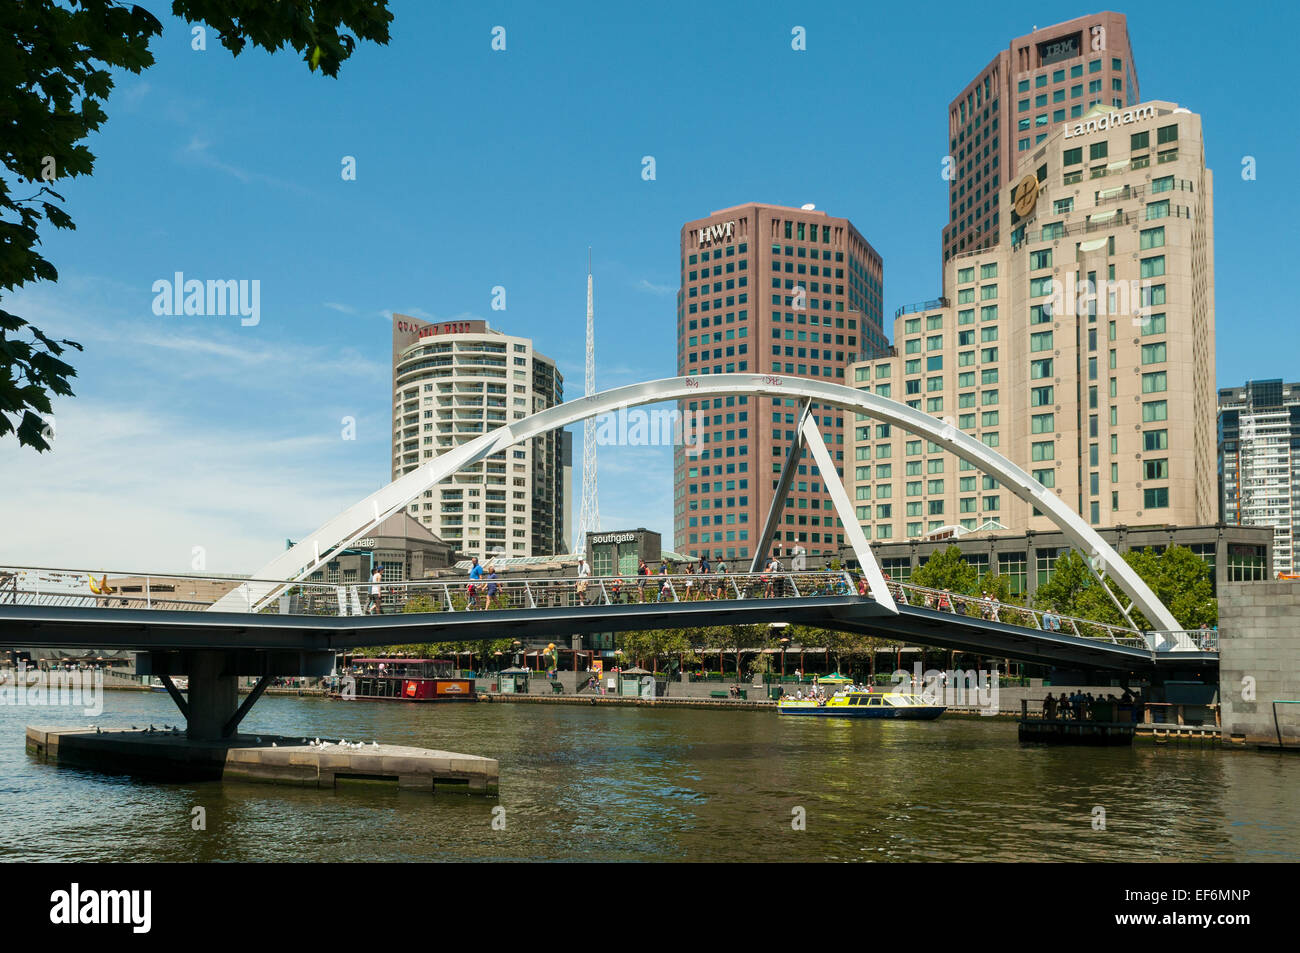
[839,523,1272,600]
[851,101,1216,543]
[943,11,1139,264]
[673,203,886,565]
[1219,380,1300,575]
[391,315,565,559]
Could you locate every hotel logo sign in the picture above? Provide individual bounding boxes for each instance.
[698,221,735,246]
[1063,105,1155,140]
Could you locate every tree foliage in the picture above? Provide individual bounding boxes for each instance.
[908,545,978,595]
[1033,546,1216,630]
[1,0,393,449]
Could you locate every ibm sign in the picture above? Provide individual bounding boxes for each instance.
[1038,32,1080,66]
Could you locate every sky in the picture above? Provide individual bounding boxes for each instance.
[2,0,1298,574]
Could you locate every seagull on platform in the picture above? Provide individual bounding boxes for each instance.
[272,742,278,747]
[371,741,379,748]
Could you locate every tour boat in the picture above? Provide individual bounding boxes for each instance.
[331,658,475,703]
[777,690,945,719]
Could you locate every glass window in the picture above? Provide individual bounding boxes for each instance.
[1143,487,1169,509]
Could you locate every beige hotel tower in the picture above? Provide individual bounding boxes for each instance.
[849,99,1216,541]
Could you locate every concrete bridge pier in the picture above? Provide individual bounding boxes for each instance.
[137,649,335,740]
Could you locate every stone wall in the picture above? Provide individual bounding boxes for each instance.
[1218,580,1300,747]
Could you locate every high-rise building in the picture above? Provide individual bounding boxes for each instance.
[673,203,886,563]
[852,100,1216,542]
[943,11,1139,264]
[391,315,565,559]
[1219,380,1300,575]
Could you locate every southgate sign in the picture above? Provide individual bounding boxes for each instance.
[1063,105,1155,140]
[590,532,637,545]
[698,221,735,246]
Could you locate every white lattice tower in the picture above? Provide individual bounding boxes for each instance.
[574,250,599,554]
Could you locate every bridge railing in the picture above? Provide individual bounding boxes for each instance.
[1147,629,1216,653]
[0,566,342,616]
[883,579,1150,649]
[0,567,861,616]
[362,570,860,613]
[0,565,1202,654]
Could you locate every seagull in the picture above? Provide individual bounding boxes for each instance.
[313,737,320,746]
[271,742,278,747]
[371,741,379,748]
[255,736,262,743]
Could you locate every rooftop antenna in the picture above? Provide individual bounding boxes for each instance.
[574,248,600,554]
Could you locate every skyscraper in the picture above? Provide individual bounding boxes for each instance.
[943,11,1139,264]
[852,100,1216,542]
[1219,380,1300,575]
[390,315,565,559]
[673,203,885,563]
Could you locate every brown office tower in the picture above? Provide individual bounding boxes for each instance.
[673,203,885,564]
[943,11,1139,265]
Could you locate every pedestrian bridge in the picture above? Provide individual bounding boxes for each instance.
[0,567,1217,675]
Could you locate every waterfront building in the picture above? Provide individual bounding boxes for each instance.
[838,522,1272,600]
[673,203,886,565]
[944,11,1139,263]
[391,315,565,559]
[1219,380,1300,575]
[850,100,1216,545]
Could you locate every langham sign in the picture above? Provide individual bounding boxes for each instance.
[1062,105,1155,140]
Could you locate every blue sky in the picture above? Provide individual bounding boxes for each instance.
[3,0,1297,573]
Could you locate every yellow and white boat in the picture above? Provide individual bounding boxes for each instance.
[777,690,945,719]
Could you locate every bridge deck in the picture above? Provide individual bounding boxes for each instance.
[0,595,1212,673]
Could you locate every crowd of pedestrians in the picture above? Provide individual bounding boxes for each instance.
[1041,687,1143,721]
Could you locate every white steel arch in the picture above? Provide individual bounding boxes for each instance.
[213,373,1181,632]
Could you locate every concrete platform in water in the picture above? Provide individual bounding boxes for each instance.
[25,726,498,795]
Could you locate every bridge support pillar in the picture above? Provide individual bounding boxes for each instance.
[136,649,335,741]
[186,650,240,741]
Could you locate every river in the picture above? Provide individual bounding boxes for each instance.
[1,691,1297,862]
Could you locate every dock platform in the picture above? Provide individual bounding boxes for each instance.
[25,726,498,795]
[1017,717,1135,745]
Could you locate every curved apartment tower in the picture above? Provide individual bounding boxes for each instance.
[391,316,565,559]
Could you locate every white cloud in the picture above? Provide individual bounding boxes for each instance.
[636,278,675,296]
[0,401,383,575]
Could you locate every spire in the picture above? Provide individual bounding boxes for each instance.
[575,249,599,554]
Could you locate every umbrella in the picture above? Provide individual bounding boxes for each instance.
[817,673,853,684]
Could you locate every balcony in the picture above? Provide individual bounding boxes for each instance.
[894,297,948,319]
